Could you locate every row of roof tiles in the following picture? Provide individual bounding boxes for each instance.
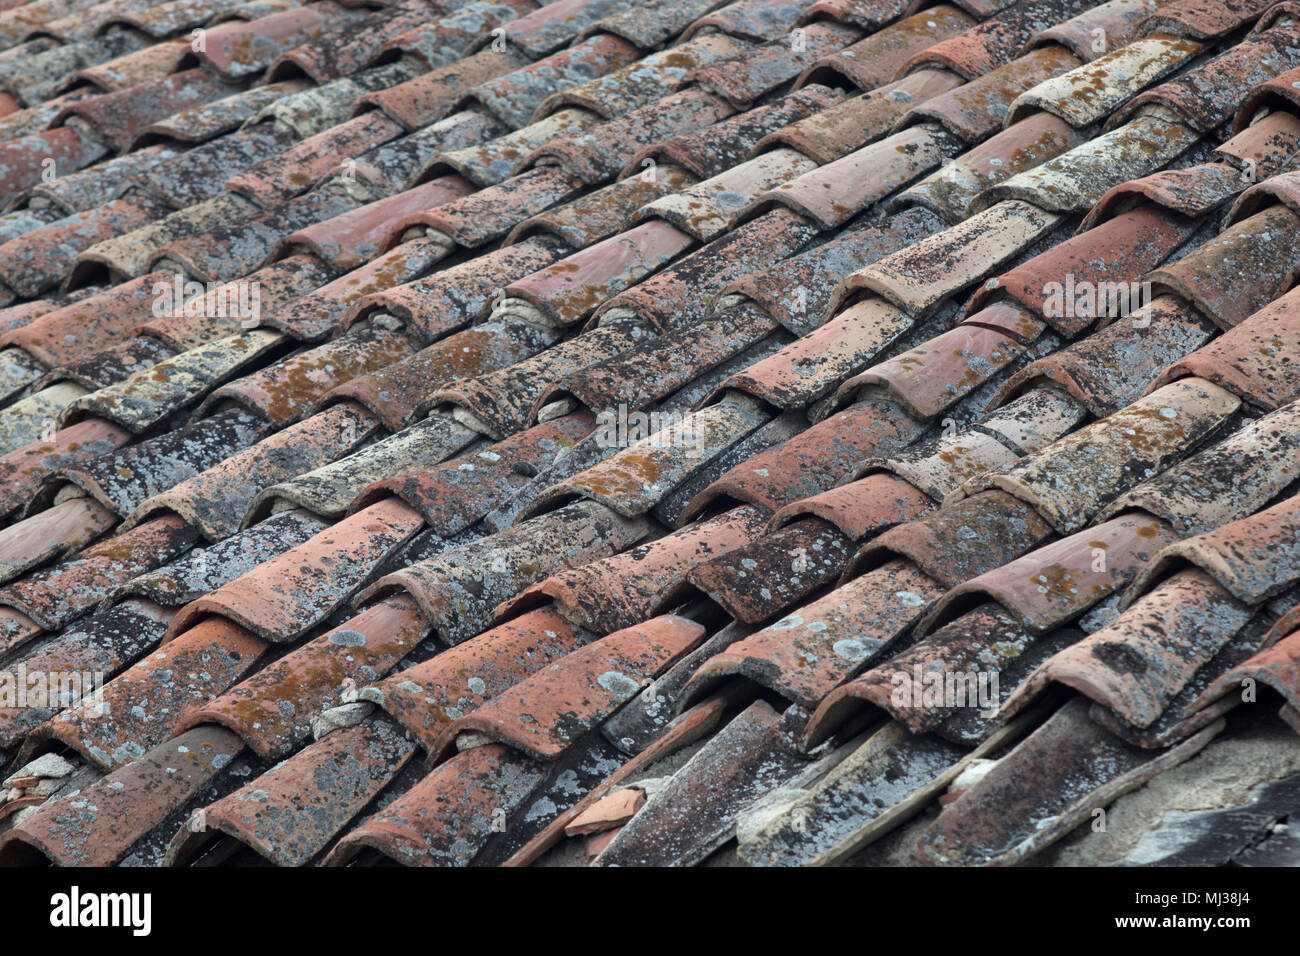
[0,0,1296,868]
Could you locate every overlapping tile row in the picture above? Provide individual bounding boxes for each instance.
[0,0,1297,868]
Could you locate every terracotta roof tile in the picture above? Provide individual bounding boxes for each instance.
[163,496,422,642]
[129,402,379,539]
[594,207,819,332]
[1011,568,1255,730]
[172,714,415,865]
[377,0,534,69]
[325,741,547,866]
[436,614,704,760]
[771,470,934,538]
[364,605,583,752]
[357,413,592,534]
[1029,0,1162,61]
[578,0,723,49]
[900,0,1097,80]
[537,32,751,120]
[362,47,531,129]
[185,593,426,758]
[685,0,816,43]
[1150,203,1300,328]
[0,725,245,865]
[832,306,1043,418]
[897,113,1087,224]
[507,167,698,245]
[774,69,963,162]
[34,408,266,520]
[508,221,694,323]
[40,616,265,770]
[761,125,962,230]
[1140,0,1277,39]
[684,399,927,518]
[966,206,1199,329]
[199,326,412,426]
[361,499,647,642]
[274,175,474,270]
[904,46,1081,142]
[802,5,975,90]
[689,20,861,108]
[994,297,1215,416]
[252,417,479,518]
[951,378,1241,532]
[690,555,939,708]
[917,696,1222,865]
[683,516,851,624]
[594,699,808,866]
[325,319,556,430]
[2,0,1299,872]
[1108,20,1300,132]
[628,85,835,181]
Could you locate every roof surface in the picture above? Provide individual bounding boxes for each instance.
[0,0,1297,868]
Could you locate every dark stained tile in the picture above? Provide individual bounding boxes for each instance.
[377,0,537,68]
[1107,20,1300,133]
[1101,402,1300,536]
[324,319,559,431]
[498,507,767,633]
[1140,0,1276,40]
[130,402,380,540]
[462,33,640,128]
[324,742,547,866]
[900,0,1096,80]
[689,21,861,108]
[687,556,941,708]
[917,696,1223,865]
[0,725,245,866]
[506,167,699,247]
[358,413,592,535]
[951,379,1240,533]
[0,515,197,630]
[626,86,836,180]
[994,297,1215,417]
[1147,204,1300,329]
[595,700,812,866]
[352,236,566,346]
[171,715,416,866]
[359,500,647,644]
